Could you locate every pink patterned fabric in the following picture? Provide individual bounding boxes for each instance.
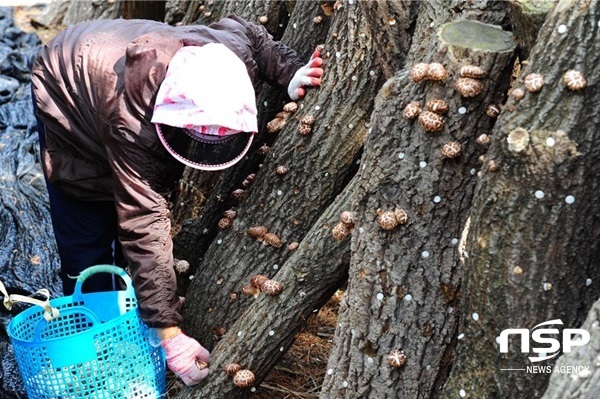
[151,43,258,135]
[161,331,210,385]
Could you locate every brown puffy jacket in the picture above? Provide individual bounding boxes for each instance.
[31,15,303,327]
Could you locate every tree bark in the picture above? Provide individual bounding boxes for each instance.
[541,296,600,399]
[169,0,322,240]
[34,0,167,27]
[321,2,515,398]
[176,176,354,399]
[180,0,385,348]
[440,1,600,398]
[122,0,166,21]
[61,1,122,26]
[171,0,333,297]
[360,0,419,79]
[507,0,553,60]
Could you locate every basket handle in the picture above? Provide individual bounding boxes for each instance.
[0,280,60,321]
[72,265,135,299]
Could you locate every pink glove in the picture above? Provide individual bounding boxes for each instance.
[287,48,324,100]
[161,331,210,385]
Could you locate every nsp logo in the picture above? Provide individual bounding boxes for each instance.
[499,319,590,362]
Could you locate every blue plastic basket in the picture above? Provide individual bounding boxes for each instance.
[7,265,166,399]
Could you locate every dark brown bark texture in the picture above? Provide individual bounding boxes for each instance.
[441,1,600,398]
[541,296,600,399]
[171,1,332,296]
[34,0,167,27]
[177,179,354,399]
[122,0,166,21]
[320,1,516,398]
[507,0,553,60]
[170,0,328,245]
[179,0,386,350]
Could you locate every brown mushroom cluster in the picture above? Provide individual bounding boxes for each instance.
[218,208,238,231]
[404,99,448,132]
[242,173,256,188]
[243,274,283,296]
[410,62,447,83]
[376,209,408,231]
[405,62,497,169]
[454,64,485,97]
[299,115,316,136]
[230,173,257,201]
[247,225,282,248]
[266,102,298,133]
[224,364,255,388]
[510,69,586,101]
[331,211,355,241]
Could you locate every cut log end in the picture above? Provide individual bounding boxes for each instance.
[513,0,555,14]
[439,20,516,53]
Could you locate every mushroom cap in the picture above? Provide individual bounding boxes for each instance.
[510,87,526,101]
[223,209,237,219]
[427,63,447,81]
[247,225,268,238]
[563,69,587,90]
[283,102,299,113]
[524,73,545,93]
[218,217,233,230]
[264,232,282,248]
[426,99,449,114]
[250,274,268,288]
[410,63,429,83]
[441,141,462,159]
[267,118,287,133]
[387,350,407,368]
[232,189,245,199]
[261,279,283,295]
[459,65,485,79]
[418,111,445,132]
[225,363,243,376]
[301,115,316,125]
[331,222,351,240]
[288,241,300,252]
[242,284,260,296]
[340,211,355,227]
[275,166,289,175]
[377,211,398,230]
[402,101,421,119]
[394,209,408,225]
[233,369,256,387]
[455,77,483,97]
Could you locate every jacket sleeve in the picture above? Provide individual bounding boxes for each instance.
[228,15,305,94]
[105,139,183,329]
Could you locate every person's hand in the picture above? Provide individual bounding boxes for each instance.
[287,47,324,101]
[160,330,210,385]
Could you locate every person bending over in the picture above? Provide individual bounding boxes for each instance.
[31,14,323,385]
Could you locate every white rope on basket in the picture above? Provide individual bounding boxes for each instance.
[0,280,60,321]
